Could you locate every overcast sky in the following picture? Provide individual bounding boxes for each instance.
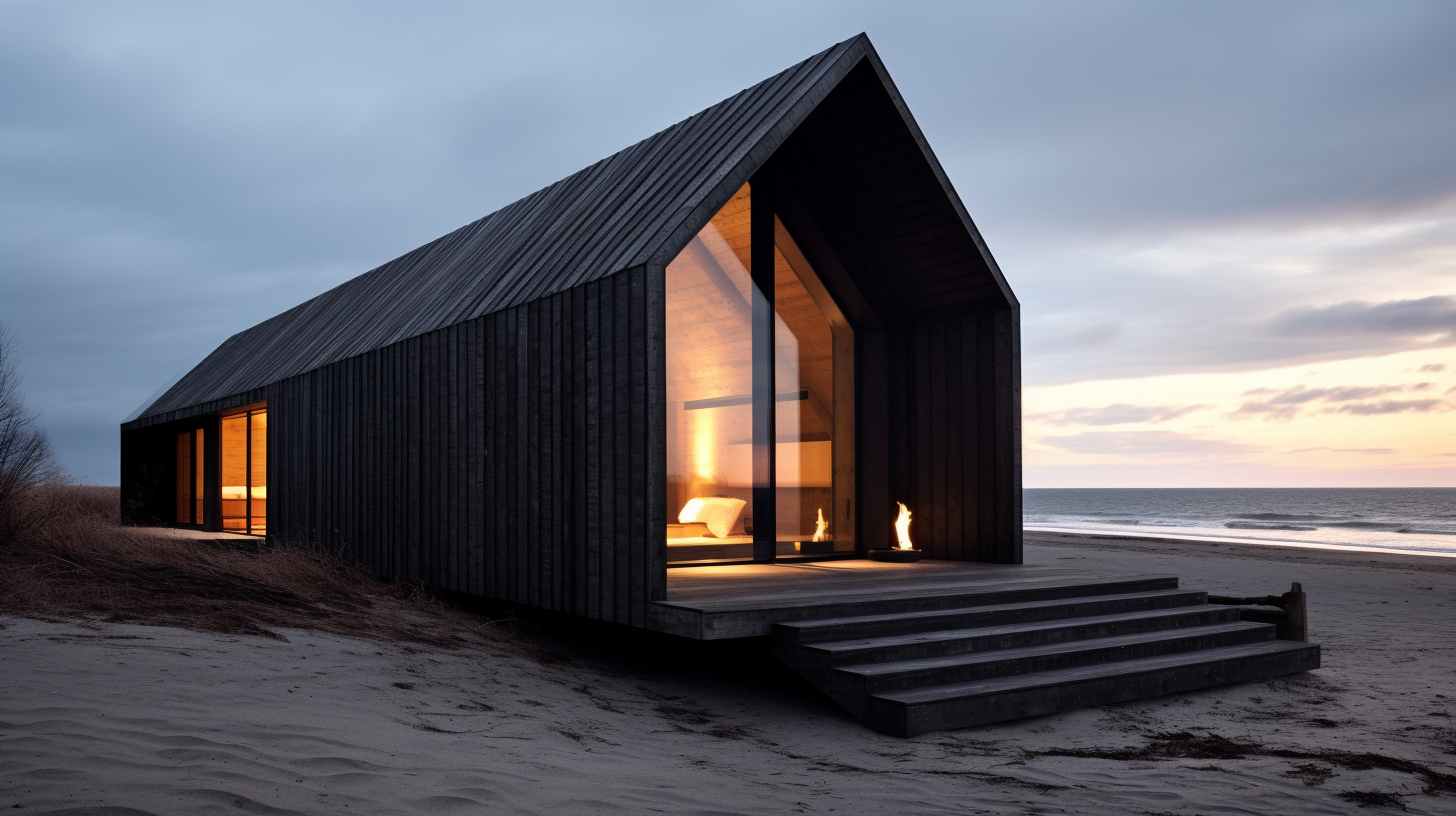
[2,0,1454,486]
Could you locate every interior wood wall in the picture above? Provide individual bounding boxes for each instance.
[267,266,665,626]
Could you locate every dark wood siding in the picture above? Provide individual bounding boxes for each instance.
[882,300,1021,563]
[265,267,664,625]
[120,413,222,528]
[120,424,174,526]
[764,54,1023,565]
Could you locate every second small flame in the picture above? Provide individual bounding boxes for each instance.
[812,508,828,543]
[894,502,913,550]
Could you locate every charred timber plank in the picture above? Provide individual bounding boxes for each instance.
[612,271,632,624]
[584,285,599,614]
[995,304,1020,564]
[859,330,890,552]
[548,291,564,612]
[515,306,532,605]
[645,262,668,603]
[600,277,620,621]
[944,317,965,562]
[527,301,543,608]
[629,265,650,624]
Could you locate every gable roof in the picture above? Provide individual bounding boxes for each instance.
[128,33,1012,425]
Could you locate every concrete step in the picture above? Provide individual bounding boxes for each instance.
[800,604,1245,667]
[836,621,1276,696]
[775,589,1208,645]
[863,640,1322,736]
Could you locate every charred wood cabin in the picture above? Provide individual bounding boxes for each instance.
[121,35,1317,735]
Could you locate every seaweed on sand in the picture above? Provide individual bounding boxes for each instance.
[1032,731,1456,796]
[1337,789,1408,810]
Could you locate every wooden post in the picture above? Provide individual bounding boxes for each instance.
[1208,582,1309,641]
[1284,582,1308,642]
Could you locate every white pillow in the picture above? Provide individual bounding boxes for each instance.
[678,497,746,539]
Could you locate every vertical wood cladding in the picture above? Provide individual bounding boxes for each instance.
[120,424,174,526]
[765,55,1023,566]
[882,299,1021,564]
[119,32,1026,634]
[268,267,664,625]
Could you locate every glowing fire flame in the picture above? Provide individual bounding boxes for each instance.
[894,502,913,550]
[811,508,828,542]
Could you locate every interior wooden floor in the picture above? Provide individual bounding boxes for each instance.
[650,559,1177,639]
[153,527,259,543]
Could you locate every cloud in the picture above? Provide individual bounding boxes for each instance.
[1418,363,1446,372]
[1270,296,1456,342]
[1230,383,1447,420]
[1031,322,1123,353]
[1240,384,1408,404]
[1329,399,1446,416]
[1038,430,1262,459]
[1333,448,1397,454]
[1031,403,1210,426]
[1021,212,1456,387]
[4,2,1456,481]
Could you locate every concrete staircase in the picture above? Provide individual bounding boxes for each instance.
[769,576,1319,736]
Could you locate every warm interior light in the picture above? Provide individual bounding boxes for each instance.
[811,508,828,542]
[894,501,913,550]
[222,486,266,500]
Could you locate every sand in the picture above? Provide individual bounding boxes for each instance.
[3,534,1454,815]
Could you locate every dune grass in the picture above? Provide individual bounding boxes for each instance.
[0,485,515,649]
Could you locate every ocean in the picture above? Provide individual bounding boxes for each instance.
[1023,487,1456,557]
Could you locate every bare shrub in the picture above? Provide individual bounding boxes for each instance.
[0,484,521,651]
[0,325,63,543]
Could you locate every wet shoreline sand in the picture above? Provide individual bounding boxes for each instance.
[1025,528,1456,573]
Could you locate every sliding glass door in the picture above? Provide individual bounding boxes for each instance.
[220,407,267,535]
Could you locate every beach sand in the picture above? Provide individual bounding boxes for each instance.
[3,534,1453,815]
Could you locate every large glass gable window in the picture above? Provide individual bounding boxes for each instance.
[665,183,854,564]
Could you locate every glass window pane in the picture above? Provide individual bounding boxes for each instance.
[220,414,248,532]
[774,225,852,553]
[249,411,267,535]
[665,184,754,563]
[194,428,205,525]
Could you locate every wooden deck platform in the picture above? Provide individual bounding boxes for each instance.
[650,559,1181,640]
[651,558,1319,735]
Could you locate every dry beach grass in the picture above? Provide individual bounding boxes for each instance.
[0,485,515,651]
